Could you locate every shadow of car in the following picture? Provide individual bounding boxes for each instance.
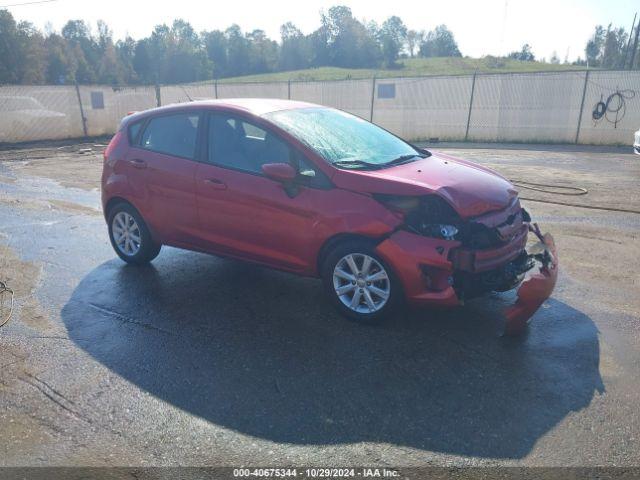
[61,248,604,459]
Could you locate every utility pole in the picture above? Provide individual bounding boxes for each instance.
[630,15,640,70]
[155,84,161,107]
[369,75,376,122]
[575,70,590,144]
[624,13,637,69]
[465,71,477,141]
[74,81,88,137]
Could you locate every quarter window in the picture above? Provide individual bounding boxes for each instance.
[140,113,200,159]
[128,121,143,144]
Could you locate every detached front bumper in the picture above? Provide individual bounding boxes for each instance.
[502,231,558,335]
[375,225,558,335]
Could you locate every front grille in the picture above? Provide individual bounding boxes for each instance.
[453,250,533,299]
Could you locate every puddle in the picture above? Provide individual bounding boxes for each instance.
[0,173,100,215]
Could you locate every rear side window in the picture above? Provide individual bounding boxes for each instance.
[140,113,200,159]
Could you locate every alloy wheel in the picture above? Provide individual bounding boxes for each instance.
[112,211,142,256]
[332,253,390,314]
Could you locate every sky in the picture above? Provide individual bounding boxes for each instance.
[3,0,638,61]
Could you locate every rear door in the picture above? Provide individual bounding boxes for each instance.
[194,112,332,273]
[125,111,202,245]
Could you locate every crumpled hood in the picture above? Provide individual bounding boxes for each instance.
[330,151,519,218]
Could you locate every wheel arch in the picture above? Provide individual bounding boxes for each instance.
[104,197,161,244]
[316,232,384,277]
[104,196,133,219]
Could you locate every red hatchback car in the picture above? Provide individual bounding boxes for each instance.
[102,99,558,334]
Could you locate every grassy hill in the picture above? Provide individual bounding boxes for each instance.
[218,57,588,83]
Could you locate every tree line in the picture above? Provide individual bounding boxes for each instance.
[584,23,640,69]
[0,5,638,86]
[0,5,461,85]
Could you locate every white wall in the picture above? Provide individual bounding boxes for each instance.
[1,70,638,145]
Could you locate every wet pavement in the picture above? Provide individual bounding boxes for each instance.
[0,142,639,466]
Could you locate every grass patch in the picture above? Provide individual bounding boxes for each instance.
[218,57,589,83]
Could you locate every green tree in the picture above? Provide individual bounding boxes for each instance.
[44,33,73,84]
[96,20,123,85]
[584,24,631,69]
[246,29,279,74]
[507,43,535,61]
[321,6,380,68]
[601,25,627,69]
[132,38,155,83]
[163,19,211,84]
[225,24,250,77]
[405,29,423,58]
[308,24,330,67]
[116,36,138,84]
[585,25,605,66]
[279,22,309,71]
[419,25,461,57]
[203,29,228,78]
[17,21,46,84]
[0,10,22,83]
[61,19,98,82]
[379,16,407,68]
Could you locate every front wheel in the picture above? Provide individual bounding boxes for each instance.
[322,241,402,325]
[107,202,161,265]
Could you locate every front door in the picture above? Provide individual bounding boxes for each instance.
[194,113,330,273]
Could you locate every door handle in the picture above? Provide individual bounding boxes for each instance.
[128,158,147,169]
[204,178,227,190]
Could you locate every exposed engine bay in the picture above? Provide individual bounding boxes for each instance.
[377,193,530,248]
[376,193,554,302]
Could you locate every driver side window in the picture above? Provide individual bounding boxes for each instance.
[207,114,292,174]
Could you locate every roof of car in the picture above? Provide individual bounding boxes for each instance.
[198,98,320,115]
[124,98,320,125]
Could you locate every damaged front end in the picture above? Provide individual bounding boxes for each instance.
[374,194,558,335]
[502,227,558,335]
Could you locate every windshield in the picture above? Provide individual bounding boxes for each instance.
[263,107,423,169]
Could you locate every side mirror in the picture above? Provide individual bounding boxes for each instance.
[262,163,297,182]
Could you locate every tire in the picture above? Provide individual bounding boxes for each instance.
[321,239,403,325]
[107,202,161,265]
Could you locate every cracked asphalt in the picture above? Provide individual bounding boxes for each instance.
[0,141,639,467]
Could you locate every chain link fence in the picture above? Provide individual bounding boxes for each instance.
[1,70,638,145]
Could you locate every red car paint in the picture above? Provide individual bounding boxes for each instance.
[331,153,519,219]
[503,232,558,336]
[102,99,557,333]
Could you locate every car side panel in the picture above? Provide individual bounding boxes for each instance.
[194,162,401,276]
[124,147,199,245]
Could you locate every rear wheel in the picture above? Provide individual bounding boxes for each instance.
[322,240,402,325]
[107,202,160,264]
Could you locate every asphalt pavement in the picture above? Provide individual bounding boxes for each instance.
[0,142,638,467]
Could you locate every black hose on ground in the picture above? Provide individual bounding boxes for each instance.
[511,180,588,196]
[0,281,14,328]
[510,179,640,215]
[519,197,640,215]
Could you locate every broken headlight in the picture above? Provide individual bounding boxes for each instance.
[375,194,463,241]
[438,224,459,240]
